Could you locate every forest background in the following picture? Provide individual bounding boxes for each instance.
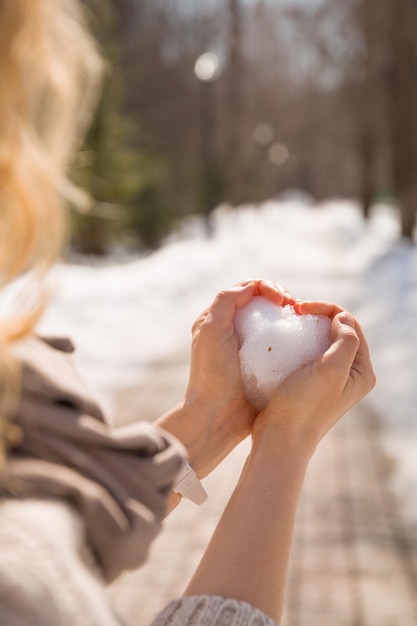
[71,0,417,255]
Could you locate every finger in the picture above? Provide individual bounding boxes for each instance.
[233,279,297,305]
[254,279,297,305]
[296,300,345,318]
[325,310,374,389]
[319,311,360,387]
[227,281,257,308]
[205,282,257,329]
[349,318,376,392]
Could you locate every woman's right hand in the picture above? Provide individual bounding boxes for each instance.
[184,301,375,624]
[252,302,376,453]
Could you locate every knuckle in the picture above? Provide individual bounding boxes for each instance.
[213,289,230,305]
[191,310,208,335]
[344,330,360,348]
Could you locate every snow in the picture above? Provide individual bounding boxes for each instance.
[38,198,417,521]
[235,298,331,410]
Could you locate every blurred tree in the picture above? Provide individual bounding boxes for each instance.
[73,0,169,254]
[225,0,246,205]
[384,0,417,239]
[114,2,202,224]
[353,0,384,219]
[244,0,361,203]
[71,0,139,254]
[127,155,171,249]
[307,0,417,235]
[195,63,225,236]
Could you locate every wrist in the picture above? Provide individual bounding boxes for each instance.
[242,431,312,497]
[155,394,253,479]
[251,414,319,466]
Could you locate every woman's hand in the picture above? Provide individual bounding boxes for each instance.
[252,301,376,454]
[187,280,296,440]
[155,279,296,480]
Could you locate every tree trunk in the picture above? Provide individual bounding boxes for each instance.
[385,0,417,240]
[226,0,245,205]
[356,0,383,219]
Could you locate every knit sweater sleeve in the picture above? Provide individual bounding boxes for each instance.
[150,595,278,626]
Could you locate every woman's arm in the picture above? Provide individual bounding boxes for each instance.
[183,308,376,623]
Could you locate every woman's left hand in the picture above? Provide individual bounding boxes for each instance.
[156,279,296,479]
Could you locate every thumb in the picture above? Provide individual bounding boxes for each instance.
[322,311,360,382]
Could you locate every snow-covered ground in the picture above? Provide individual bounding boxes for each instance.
[39,198,417,521]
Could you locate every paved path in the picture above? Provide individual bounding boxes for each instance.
[109,352,417,626]
[281,407,417,626]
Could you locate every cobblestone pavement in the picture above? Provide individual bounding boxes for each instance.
[281,408,417,626]
[109,354,417,626]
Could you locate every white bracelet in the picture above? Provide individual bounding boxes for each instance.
[173,462,208,505]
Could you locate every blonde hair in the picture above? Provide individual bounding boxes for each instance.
[0,0,102,430]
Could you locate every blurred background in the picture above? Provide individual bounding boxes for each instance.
[70,0,417,256]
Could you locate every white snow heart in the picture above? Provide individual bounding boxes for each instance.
[234,296,332,410]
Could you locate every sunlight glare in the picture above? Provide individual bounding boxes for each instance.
[194,52,220,82]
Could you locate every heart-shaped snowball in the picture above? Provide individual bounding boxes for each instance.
[234,296,332,410]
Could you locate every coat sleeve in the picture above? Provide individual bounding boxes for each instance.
[7,335,186,582]
[150,596,278,626]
